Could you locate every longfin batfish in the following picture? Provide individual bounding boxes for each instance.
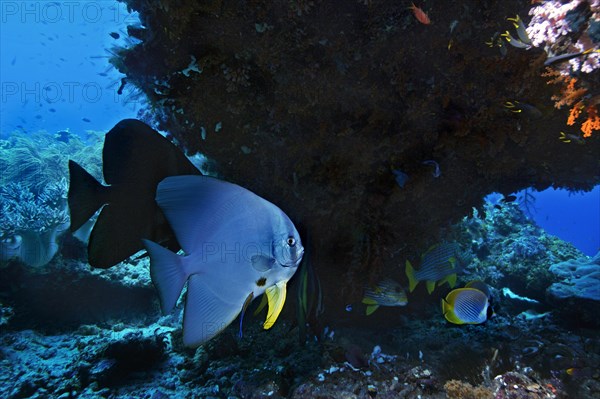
[143,175,304,347]
[67,119,201,268]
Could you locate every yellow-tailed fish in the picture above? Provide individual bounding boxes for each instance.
[545,48,600,67]
[143,175,304,347]
[503,101,542,119]
[506,15,531,45]
[362,278,408,315]
[405,242,466,294]
[441,288,492,325]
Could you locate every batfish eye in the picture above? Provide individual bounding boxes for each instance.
[286,236,296,247]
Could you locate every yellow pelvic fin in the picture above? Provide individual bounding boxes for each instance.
[438,274,457,288]
[447,273,457,288]
[263,281,287,330]
[362,297,378,305]
[426,280,436,294]
[253,293,268,316]
[365,304,379,316]
[406,260,418,292]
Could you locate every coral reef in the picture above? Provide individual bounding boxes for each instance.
[110,0,600,313]
[526,0,600,138]
[444,379,493,399]
[546,251,600,326]
[0,130,103,267]
[453,198,581,300]
[2,202,600,397]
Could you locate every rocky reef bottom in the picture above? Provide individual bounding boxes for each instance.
[1,276,599,399]
[1,202,599,398]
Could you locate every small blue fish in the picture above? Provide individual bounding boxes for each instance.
[441,288,492,325]
[143,175,304,347]
[392,169,409,188]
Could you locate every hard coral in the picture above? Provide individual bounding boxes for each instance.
[547,251,600,326]
[444,379,493,399]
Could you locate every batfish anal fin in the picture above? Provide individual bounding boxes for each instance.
[88,201,157,268]
[143,239,188,314]
[183,274,244,347]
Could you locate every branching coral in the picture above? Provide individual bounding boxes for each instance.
[0,130,103,193]
[0,129,103,267]
[0,180,68,235]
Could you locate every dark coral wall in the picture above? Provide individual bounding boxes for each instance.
[115,0,599,316]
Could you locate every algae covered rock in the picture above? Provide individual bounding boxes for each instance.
[547,252,600,326]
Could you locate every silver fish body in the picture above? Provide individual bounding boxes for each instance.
[144,175,304,347]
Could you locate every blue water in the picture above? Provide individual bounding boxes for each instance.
[523,186,600,257]
[1,0,598,257]
[1,1,138,136]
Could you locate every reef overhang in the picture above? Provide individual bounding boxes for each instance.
[113,0,600,313]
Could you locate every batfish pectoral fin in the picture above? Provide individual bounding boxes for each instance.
[183,274,243,347]
[263,280,287,330]
[251,255,276,272]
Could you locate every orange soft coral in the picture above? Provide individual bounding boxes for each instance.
[542,67,596,139]
[567,101,584,125]
[581,106,600,138]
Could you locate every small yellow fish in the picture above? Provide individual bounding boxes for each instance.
[362,278,408,315]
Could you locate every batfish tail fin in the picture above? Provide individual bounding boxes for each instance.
[68,160,108,233]
[143,239,188,314]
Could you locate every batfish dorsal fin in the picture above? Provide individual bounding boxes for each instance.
[155,175,251,254]
[102,119,199,186]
